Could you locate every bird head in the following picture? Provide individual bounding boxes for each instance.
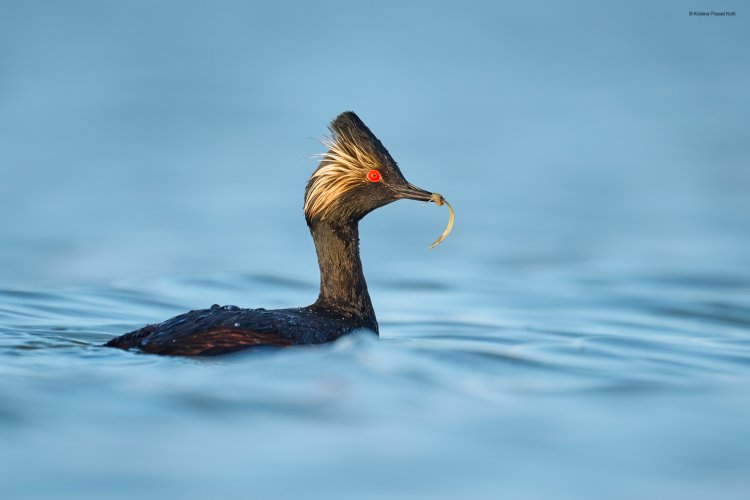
[304,111,441,226]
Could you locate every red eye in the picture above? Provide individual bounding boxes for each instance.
[367,170,381,182]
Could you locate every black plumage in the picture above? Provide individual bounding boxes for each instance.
[105,111,443,356]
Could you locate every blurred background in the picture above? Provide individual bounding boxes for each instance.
[2,0,747,287]
[1,2,749,500]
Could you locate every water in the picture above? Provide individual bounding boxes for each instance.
[1,1,749,499]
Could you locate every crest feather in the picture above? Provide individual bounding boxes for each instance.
[304,114,382,220]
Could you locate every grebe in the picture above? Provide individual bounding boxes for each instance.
[105,111,453,355]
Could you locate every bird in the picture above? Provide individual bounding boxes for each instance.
[104,111,452,356]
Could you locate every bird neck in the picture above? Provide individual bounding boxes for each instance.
[309,219,376,323]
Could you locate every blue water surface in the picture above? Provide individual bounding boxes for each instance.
[1,1,749,499]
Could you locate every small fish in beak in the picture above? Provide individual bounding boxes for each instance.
[428,193,454,249]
